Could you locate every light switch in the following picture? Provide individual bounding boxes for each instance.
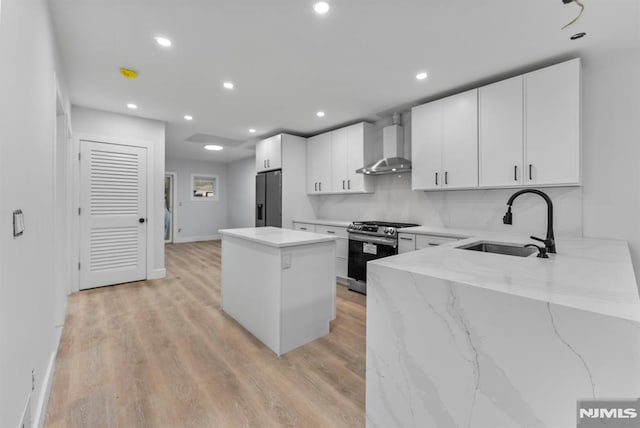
[13,209,24,237]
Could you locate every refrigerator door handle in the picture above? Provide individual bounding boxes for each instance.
[257,203,264,220]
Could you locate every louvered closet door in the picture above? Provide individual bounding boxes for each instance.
[79,141,147,289]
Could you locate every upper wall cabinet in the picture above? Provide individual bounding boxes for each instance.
[256,135,282,172]
[414,58,581,191]
[524,58,581,186]
[412,89,478,190]
[306,132,332,194]
[478,58,581,188]
[307,122,375,195]
[479,76,525,187]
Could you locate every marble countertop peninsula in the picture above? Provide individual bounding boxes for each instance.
[372,229,640,322]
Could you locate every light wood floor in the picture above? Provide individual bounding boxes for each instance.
[44,241,366,428]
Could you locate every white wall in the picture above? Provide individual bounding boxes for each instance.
[227,157,256,228]
[71,106,167,280]
[582,47,640,282]
[166,158,229,242]
[0,0,70,425]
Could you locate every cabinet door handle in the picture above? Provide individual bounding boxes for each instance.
[326,230,335,234]
[529,164,533,181]
[314,182,318,191]
[514,165,518,181]
[399,237,414,241]
[264,160,266,168]
[267,159,270,168]
[300,227,307,231]
[319,182,322,192]
[342,180,345,190]
[347,179,351,189]
[445,171,448,185]
[435,172,438,186]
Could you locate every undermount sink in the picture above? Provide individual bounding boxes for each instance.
[457,241,537,257]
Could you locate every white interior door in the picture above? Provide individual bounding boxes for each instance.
[79,140,147,289]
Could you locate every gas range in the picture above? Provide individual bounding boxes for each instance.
[347,221,419,237]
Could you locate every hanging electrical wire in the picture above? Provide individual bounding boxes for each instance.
[562,0,585,29]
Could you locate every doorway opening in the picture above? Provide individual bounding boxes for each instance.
[165,173,176,243]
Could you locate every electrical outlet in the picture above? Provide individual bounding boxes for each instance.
[282,253,292,270]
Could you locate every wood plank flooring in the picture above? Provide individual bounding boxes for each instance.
[44,240,366,428]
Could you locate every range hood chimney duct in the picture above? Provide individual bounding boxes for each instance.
[356,113,411,175]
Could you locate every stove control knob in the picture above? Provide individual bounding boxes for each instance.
[389,228,396,235]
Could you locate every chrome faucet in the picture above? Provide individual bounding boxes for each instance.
[503,189,556,254]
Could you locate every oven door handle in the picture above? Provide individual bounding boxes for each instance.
[349,234,397,247]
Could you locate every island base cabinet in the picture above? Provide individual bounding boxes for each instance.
[366,265,640,428]
[221,236,336,356]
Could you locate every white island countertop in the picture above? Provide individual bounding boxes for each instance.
[292,219,352,228]
[372,229,640,322]
[219,227,337,248]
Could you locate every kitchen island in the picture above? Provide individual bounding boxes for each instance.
[219,227,336,356]
[367,229,640,427]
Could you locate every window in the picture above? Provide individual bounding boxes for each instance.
[191,174,218,201]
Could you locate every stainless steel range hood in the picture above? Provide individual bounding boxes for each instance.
[356,113,411,175]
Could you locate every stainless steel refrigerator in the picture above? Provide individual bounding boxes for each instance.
[255,170,282,227]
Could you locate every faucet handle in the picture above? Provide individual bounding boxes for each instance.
[530,235,551,246]
[525,244,549,259]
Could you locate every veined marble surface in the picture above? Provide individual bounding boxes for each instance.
[373,233,640,322]
[219,227,336,248]
[366,233,640,428]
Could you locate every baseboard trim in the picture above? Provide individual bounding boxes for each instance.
[173,234,221,243]
[148,268,166,280]
[33,348,57,428]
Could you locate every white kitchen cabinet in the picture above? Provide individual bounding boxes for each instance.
[525,58,581,186]
[306,132,332,194]
[411,101,442,190]
[293,221,349,283]
[479,76,524,187]
[398,233,416,254]
[293,223,316,232]
[412,89,478,190]
[331,126,349,192]
[256,135,282,172]
[441,90,479,189]
[309,122,375,195]
[331,123,374,193]
[399,233,459,253]
[415,234,458,249]
[315,225,348,281]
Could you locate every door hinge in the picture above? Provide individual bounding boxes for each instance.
[78,152,81,161]
[78,262,81,270]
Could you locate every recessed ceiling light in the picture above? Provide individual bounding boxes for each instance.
[204,145,223,151]
[314,1,330,14]
[570,32,587,40]
[416,71,428,80]
[249,128,256,133]
[316,111,325,117]
[127,103,138,109]
[223,81,235,90]
[184,115,193,121]
[155,36,172,47]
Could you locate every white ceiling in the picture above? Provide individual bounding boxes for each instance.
[49,0,640,163]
